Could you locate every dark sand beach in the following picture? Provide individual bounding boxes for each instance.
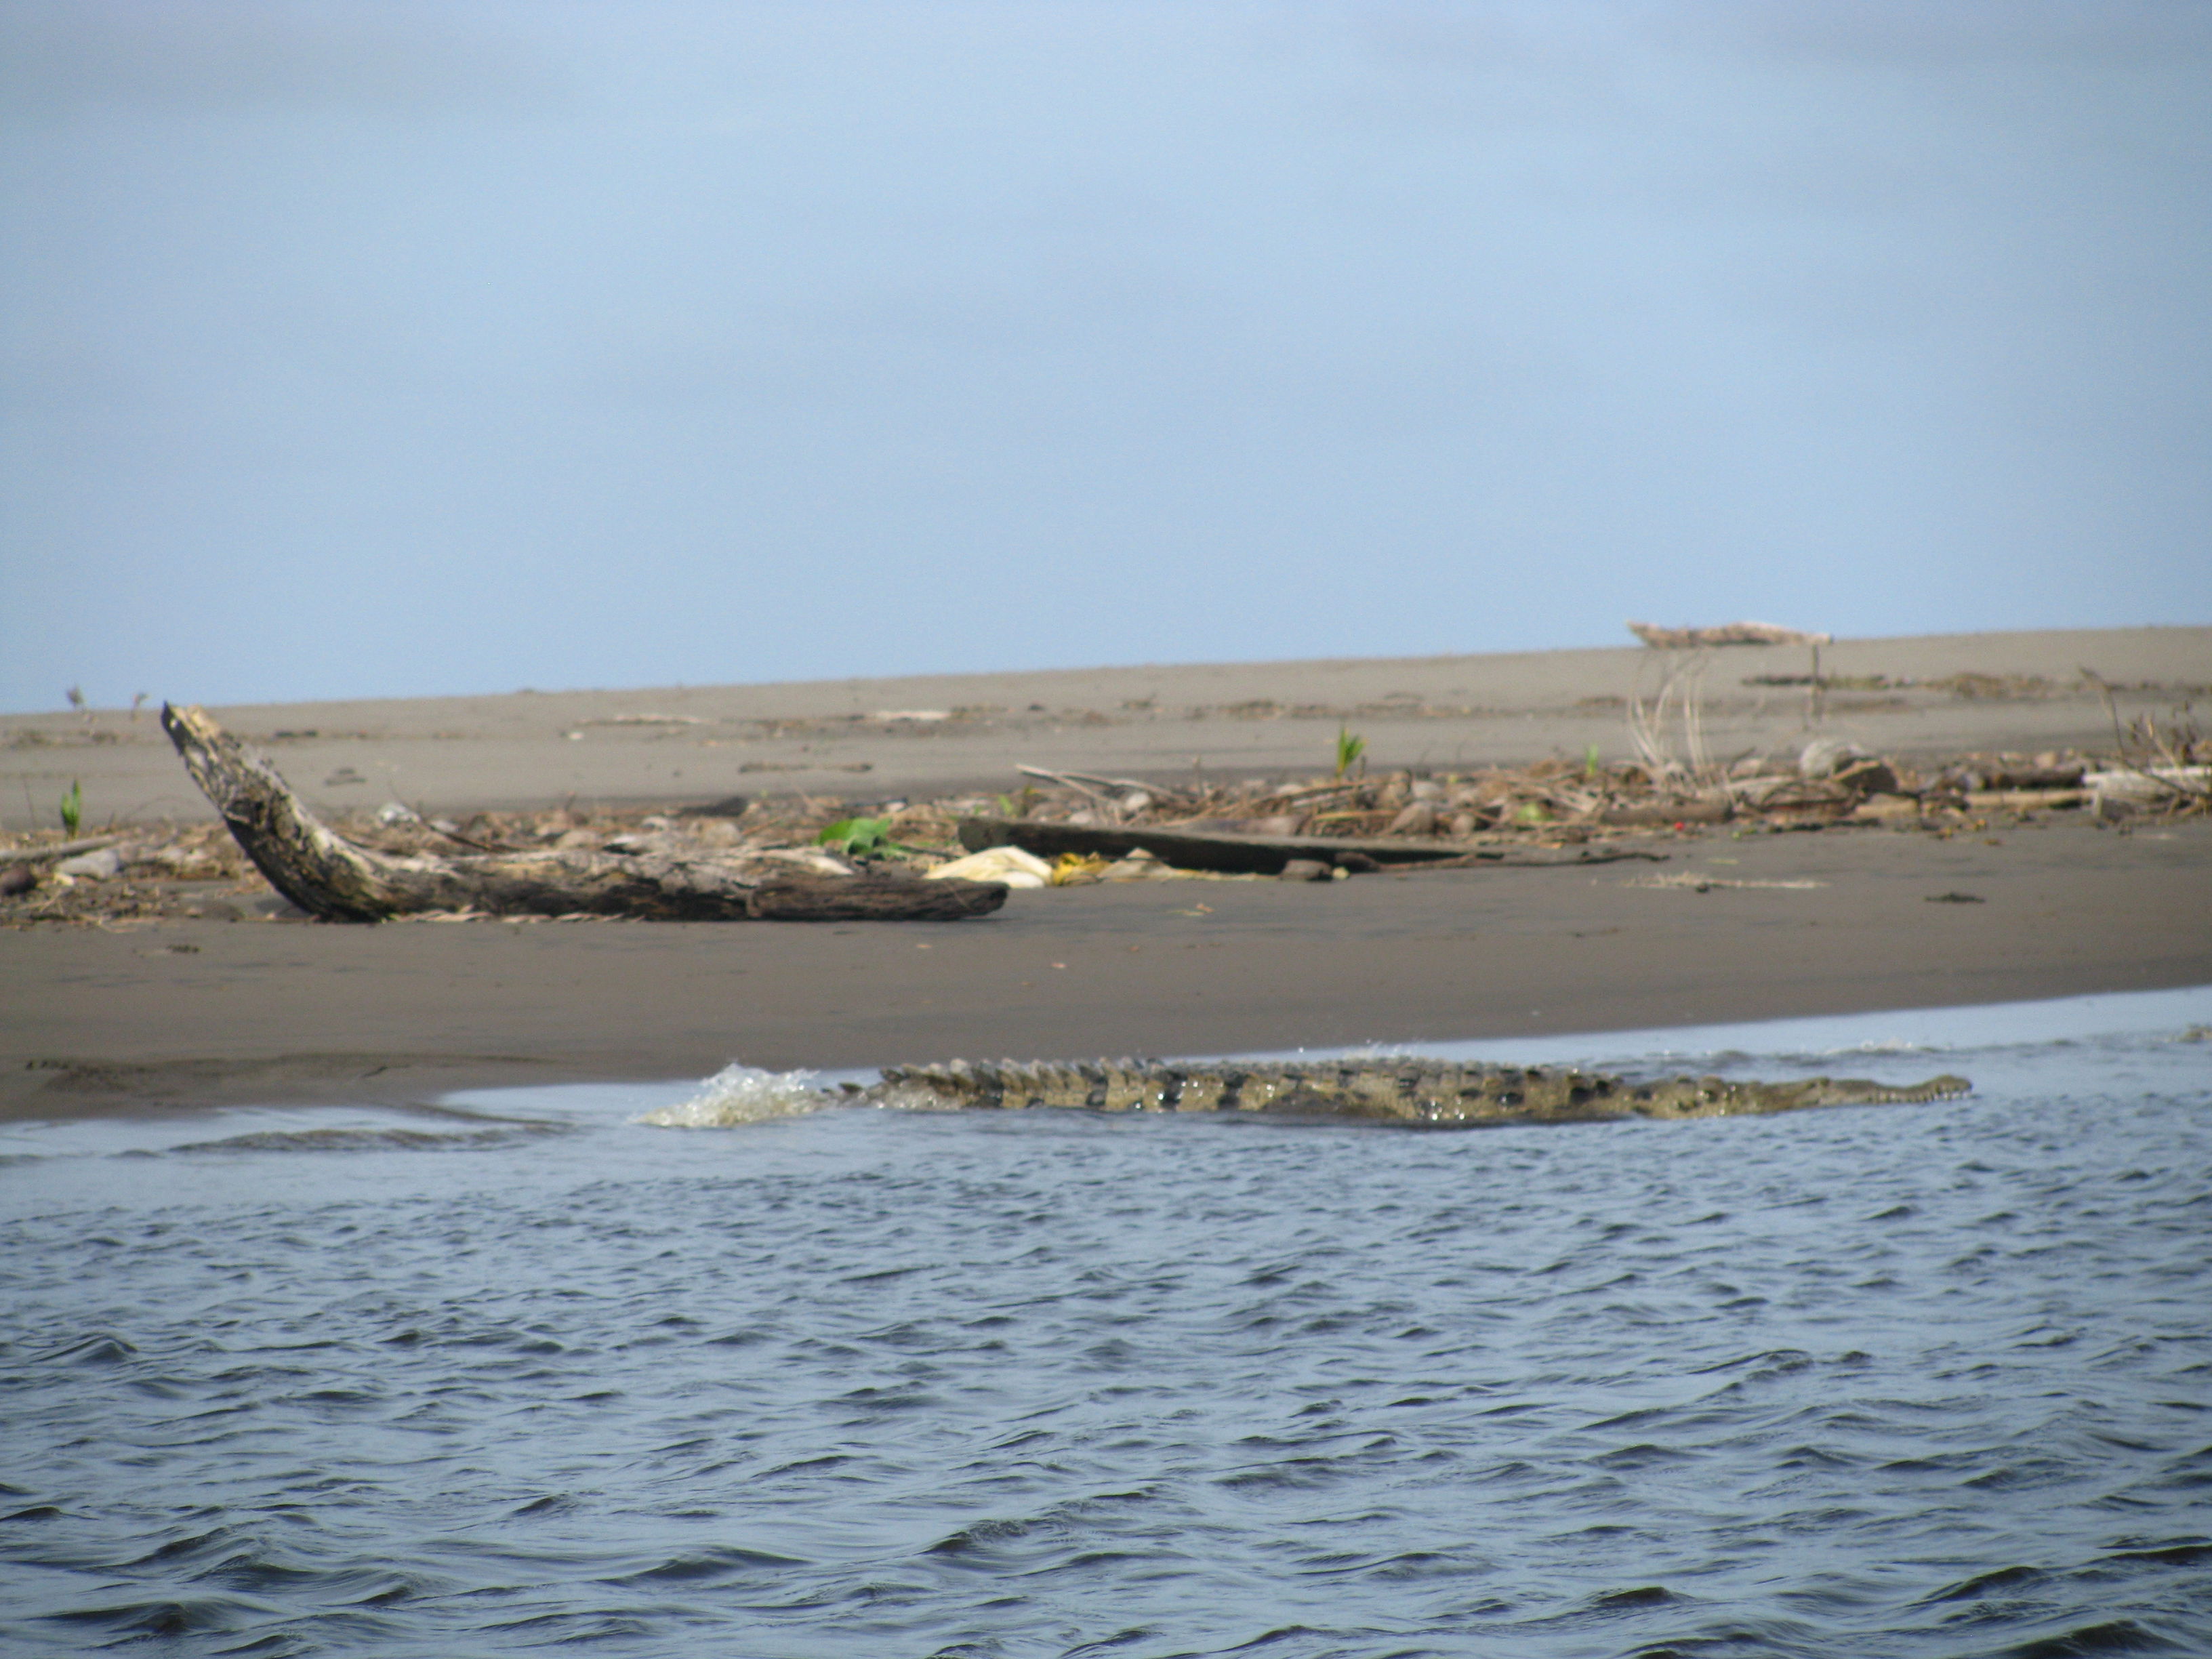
[5,626,2207,1118]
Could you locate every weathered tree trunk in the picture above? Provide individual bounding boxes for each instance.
[161,703,1006,924]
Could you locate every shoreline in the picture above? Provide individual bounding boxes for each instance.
[7,813,2207,1122]
[5,626,2207,1122]
[10,968,2210,1132]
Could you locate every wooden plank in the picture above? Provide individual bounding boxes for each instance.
[1599,799,1734,827]
[748,874,1005,921]
[0,834,126,865]
[956,816,1486,874]
[1374,847,1668,871]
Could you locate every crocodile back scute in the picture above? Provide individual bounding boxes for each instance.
[867,1059,1971,1127]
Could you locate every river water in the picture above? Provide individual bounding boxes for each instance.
[3,988,2208,1657]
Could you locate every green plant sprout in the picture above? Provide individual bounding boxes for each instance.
[59,779,83,836]
[1584,743,1602,779]
[815,817,928,859]
[1334,726,1368,778]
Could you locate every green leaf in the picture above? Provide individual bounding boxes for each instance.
[59,779,82,836]
[814,816,929,860]
[816,816,884,851]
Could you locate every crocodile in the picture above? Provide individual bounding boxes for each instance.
[854,1058,1971,1127]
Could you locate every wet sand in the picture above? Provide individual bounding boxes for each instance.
[4,626,2207,1118]
[5,811,2206,1122]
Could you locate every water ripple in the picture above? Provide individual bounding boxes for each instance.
[0,1031,2207,1655]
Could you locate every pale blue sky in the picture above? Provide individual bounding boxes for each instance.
[4,1,2208,711]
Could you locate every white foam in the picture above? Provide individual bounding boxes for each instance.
[634,1064,832,1128]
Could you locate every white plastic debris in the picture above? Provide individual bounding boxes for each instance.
[1798,737,1869,780]
[2084,765,2211,804]
[54,847,123,880]
[924,846,1053,888]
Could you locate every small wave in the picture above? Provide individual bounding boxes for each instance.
[634,1064,831,1128]
[43,1594,261,1640]
[606,1544,808,1583]
[39,1333,138,1365]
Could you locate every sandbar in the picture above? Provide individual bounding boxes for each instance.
[4,626,2206,1119]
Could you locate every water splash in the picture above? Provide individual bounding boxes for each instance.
[634,1064,830,1128]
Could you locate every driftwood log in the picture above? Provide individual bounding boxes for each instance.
[161,703,1006,924]
[955,816,1665,874]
